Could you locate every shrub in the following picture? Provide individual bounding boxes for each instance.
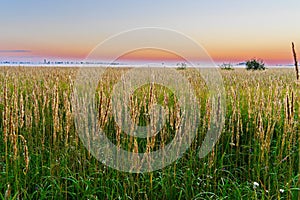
[176,62,187,70]
[220,63,234,70]
[246,59,265,70]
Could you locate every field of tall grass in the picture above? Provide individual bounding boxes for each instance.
[0,67,299,199]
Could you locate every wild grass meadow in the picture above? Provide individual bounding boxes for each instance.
[0,67,299,199]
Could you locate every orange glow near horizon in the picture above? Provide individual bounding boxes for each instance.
[5,41,295,65]
[36,45,90,60]
[115,48,187,63]
[25,46,294,65]
[39,39,295,64]
[205,44,294,65]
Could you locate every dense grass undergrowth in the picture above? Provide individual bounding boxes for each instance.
[0,67,299,199]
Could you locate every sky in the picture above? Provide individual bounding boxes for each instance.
[1,0,300,65]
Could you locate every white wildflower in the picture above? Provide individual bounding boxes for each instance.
[253,181,259,189]
[279,189,284,193]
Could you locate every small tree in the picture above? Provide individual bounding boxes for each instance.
[246,59,265,70]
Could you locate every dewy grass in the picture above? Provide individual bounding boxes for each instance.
[0,67,299,199]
